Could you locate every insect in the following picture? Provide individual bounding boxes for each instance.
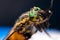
[5,0,54,40]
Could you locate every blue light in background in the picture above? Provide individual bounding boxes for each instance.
[0,26,11,40]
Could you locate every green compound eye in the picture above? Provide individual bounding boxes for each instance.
[29,6,41,17]
[29,12,35,17]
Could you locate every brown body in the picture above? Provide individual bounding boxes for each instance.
[8,32,26,40]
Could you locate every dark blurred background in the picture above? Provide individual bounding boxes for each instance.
[0,0,60,30]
